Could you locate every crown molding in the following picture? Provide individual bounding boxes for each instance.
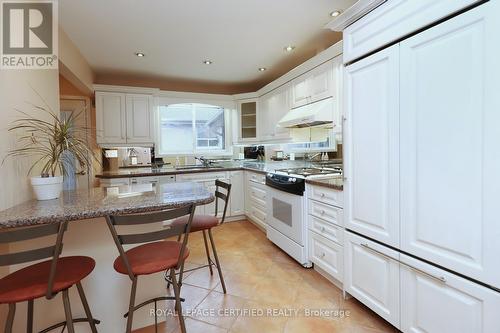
[325,0,386,31]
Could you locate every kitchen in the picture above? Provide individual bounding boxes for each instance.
[0,0,499,332]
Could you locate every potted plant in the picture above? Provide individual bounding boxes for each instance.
[3,105,97,200]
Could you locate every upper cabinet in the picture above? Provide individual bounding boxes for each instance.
[291,61,334,109]
[342,0,481,63]
[236,99,258,143]
[258,84,291,142]
[96,91,155,145]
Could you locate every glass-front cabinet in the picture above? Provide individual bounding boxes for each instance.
[237,98,258,142]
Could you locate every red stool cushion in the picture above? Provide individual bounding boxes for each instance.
[0,256,95,304]
[172,215,219,233]
[113,241,189,276]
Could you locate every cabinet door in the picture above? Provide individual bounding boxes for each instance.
[400,254,500,333]
[126,94,154,144]
[291,75,310,109]
[400,2,500,288]
[344,45,400,247]
[238,99,258,142]
[229,171,244,216]
[308,61,333,103]
[270,85,291,140]
[344,231,400,329]
[257,93,273,140]
[95,92,126,144]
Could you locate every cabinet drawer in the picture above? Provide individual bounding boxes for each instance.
[247,171,266,184]
[249,204,267,227]
[308,215,343,245]
[249,185,267,206]
[343,0,480,63]
[400,254,500,333]
[309,200,343,227]
[309,232,343,282]
[307,185,343,208]
[177,172,227,183]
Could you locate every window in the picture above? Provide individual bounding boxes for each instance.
[159,103,227,155]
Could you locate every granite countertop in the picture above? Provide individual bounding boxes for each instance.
[95,160,318,179]
[0,182,214,229]
[306,176,343,191]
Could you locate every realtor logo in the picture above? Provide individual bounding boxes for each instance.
[1,0,58,69]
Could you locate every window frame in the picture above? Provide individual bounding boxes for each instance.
[156,95,235,157]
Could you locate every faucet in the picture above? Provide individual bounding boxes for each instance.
[305,152,322,161]
[195,156,212,167]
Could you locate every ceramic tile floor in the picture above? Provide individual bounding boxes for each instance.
[133,220,399,333]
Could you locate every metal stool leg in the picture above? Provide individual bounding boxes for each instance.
[202,230,214,275]
[208,229,227,294]
[5,303,15,333]
[27,299,34,333]
[62,289,75,333]
[170,270,186,333]
[126,277,138,333]
[76,282,98,333]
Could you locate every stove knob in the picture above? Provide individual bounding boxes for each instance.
[291,178,296,183]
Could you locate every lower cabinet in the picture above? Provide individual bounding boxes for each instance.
[244,171,268,230]
[400,254,500,333]
[308,232,343,282]
[344,231,401,329]
[229,171,245,216]
[345,230,500,332]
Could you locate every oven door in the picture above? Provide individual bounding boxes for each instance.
[266,186,305,245]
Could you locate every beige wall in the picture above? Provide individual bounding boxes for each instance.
[0,68,60,325]
[58,27,95,95]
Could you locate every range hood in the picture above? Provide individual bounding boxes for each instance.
[277,97,335,128]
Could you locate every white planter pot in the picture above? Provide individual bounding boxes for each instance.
[31,176,63,200]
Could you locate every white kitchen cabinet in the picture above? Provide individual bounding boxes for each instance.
[229,171,245,216]
[399,2,500,289]
[95,92,126,144]
[244,171,267,230]
[258,84,291,142]
[400,254,500,333]
[344,231,400,329]
[176,172,228,217]
[291,61,334,109]
[237,99,258,142]
[125,94,154,144]
[308,232,343,282]
[342,0,481,63]
[96,91,154,145]
[344,45,400,247]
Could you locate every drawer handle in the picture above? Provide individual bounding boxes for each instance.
[320,252,326,258]
[321,226,326,232]
[360,243,446,284]
[320,210,325,215]
[320,193,325,198]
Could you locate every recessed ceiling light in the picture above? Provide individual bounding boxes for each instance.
[203,60,213,65]
[330,10,341,17]
[135,52,145,57]
[258,67,267,72]
[284,45,296,52]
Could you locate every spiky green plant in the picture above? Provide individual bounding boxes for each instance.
[3,105,98,178]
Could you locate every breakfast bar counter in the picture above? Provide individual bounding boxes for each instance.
[0,182,214,332]
[0,182,214,229]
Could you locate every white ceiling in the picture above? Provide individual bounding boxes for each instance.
[59,0,355,91]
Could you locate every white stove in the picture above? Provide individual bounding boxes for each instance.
[265,165,342,267]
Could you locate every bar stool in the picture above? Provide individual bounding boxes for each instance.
[0,222,99,333]
[168,180,231,293]
[105,204,196,333]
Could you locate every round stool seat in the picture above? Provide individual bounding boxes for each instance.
[113,241,189,276]
[0,256,95,304]
[172,215,219,233]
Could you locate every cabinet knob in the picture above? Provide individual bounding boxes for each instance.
[321,252,326,258]
[321,227,326,232]
[320,193,325,198]
[321,210,325,215]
